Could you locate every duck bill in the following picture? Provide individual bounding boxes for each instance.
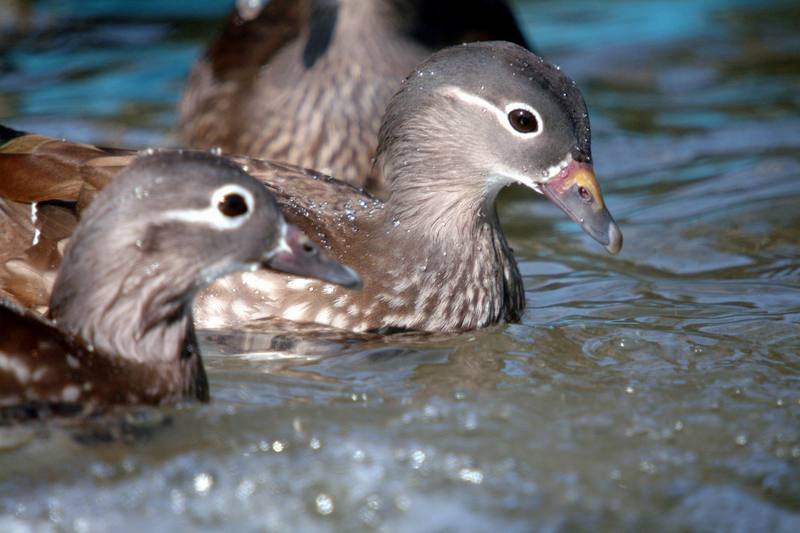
[264,223,362,288]
[541,161,623,255]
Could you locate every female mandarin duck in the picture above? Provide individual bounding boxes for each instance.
[0,152,358,419]
[179,0,531,191]
[0,42,621,335]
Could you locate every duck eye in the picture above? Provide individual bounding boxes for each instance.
[301,241,317,256]
[217,193,248,217]
[508,109,539,134]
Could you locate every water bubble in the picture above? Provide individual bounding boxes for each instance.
[235,479,255,500]
[193,472,214,494]
[209,146,223,156]
[366,495,382,511]
[459,468,484,484]
[639,460,656,474]
[395,495,411,511]
[315,494,334,515]
[410,450,426,469]
[170,489,186,513]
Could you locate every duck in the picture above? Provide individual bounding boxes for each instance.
[1,41,622,334]
[0,150,359,419]
[179,0,531,192]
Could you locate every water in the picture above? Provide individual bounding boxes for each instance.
[1,0,799,530]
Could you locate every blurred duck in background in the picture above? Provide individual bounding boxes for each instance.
[179,0,531,194]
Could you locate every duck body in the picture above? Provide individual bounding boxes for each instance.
[0,301,206,417]
[179,0,531,191]
[0,151,358,418]
[195,159,524,332]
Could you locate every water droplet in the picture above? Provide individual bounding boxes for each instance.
[459,468,484,484]
[316,494,334,515]
[209,146,223,156]
[143,147,155,155]
[735,433,748,446]
[235,479,255,500]
[237,0,266,20]
[309,437,321,450]
[193,472,214,493]
[410,450,426,469]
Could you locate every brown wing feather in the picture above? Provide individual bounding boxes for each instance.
[234,156,381,253]
[0,130,135,311]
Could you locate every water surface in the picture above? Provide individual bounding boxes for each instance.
[1,0,799,530]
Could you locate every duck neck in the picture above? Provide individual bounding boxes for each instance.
[50,259,208,400]
[378,166,525,330]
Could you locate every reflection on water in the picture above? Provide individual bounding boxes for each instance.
[1,0,799,530]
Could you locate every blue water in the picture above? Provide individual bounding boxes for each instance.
[1,0,799,531]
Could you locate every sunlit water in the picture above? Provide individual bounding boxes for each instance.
[1,0,799,530]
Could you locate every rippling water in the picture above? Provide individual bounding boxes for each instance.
[1,0,799,530]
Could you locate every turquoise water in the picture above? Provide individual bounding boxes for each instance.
[1,0,799,531]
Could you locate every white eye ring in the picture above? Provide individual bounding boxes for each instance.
[212,184,254,219]
[504,102,543,138]
[160,183,255,230]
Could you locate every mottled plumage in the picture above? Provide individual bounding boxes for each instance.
[179,0,531,191]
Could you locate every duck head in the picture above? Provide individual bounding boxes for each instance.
[376,41,622,254]
[50,151,359,364]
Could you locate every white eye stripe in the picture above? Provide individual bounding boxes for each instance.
[439,86,544,139]
[160,183,255,230]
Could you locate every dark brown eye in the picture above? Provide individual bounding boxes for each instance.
[217,193,248,217]
[508,109,539,133]
[578,186,592,202]
[302,241,317,256]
